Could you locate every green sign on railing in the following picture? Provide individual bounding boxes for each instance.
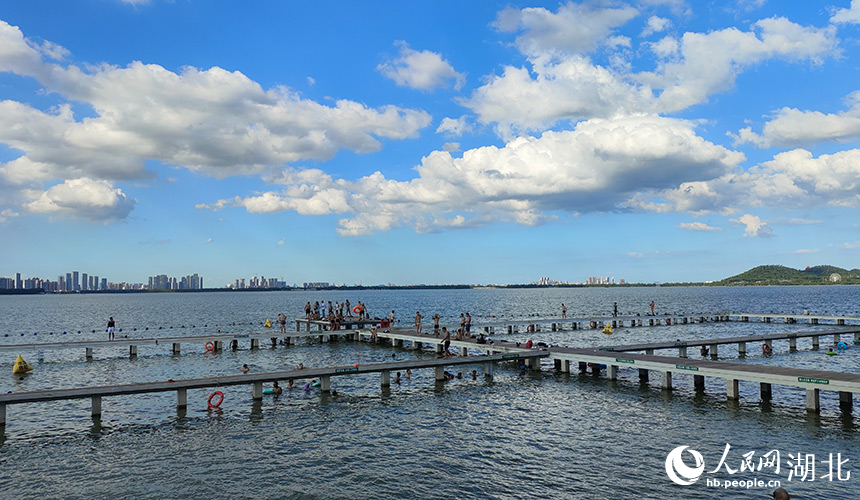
[501,354,520,359]
[675,365,699,371]
[798,377,829,385]
[615,358,634,364]
[335,367,359,374]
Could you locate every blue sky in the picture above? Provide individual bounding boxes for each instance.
[2,0,860,286]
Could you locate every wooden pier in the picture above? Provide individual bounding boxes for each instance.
[0,351,547,425]
[4,311,860,427]
[602,326,860,358]
[548,347,860,412]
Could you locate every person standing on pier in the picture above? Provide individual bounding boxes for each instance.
[441,327,451,357]
[562,303,567,319]
[432,313,441,336]
[304,302,311,319]
[415,311,423,334]
[613,302,618,317]
[460,313,466,335]
[465,312,472,336]
[649,300,655,315]
[345,299,352,317]
[278,313,287,333]
[107,317,116,340]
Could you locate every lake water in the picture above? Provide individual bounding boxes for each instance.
[1,286,859,499]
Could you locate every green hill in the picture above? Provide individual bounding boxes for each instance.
[717,265,860,285]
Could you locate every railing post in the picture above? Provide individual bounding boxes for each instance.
[435,366,446,381]
[727,379,739,400]
[177,388,187,408]
[252,381,263,400]
[661,371,672,390]
[760,382,772,401]
[92,395,102,417]
[806,389,820,412]
[484,361,494,377]
[86,347,93,360]
[0,402,5,426]
[172,343,181,355]
[320,375,331,393]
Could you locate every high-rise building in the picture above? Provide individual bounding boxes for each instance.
[15,272,22,289]
[65,273,72,291]
[100,278,107,290]
[72,271,80,291]
[81,273,88,291]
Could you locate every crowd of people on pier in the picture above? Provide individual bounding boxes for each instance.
[303,299,371,331]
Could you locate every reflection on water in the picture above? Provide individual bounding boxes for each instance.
[1,286,859,499]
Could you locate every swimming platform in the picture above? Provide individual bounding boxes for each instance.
[3,312,860,426]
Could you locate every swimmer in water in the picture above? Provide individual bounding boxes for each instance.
[240,364,250,373]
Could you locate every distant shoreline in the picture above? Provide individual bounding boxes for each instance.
[3,282,858,295]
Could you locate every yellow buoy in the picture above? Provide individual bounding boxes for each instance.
[13,354,33,375]
[602,323,613,334]
[264,318,272,328]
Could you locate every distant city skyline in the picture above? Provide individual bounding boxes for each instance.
[2,3,860,285]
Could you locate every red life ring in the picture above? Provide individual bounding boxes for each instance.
[208,390,224,408]
[353,305,361,314]
[205,341,215,352]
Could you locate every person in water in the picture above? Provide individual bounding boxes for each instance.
[272,381,282,395]
[240,364,250,373]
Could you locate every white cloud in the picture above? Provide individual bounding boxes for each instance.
[642,16,672,37]
[277,238,285,246]
[493,2,639,57]
[731,92,860,148]
[377,41,465,91]
[24,178,136,222]
[442,142,461,152]
[201,115,742,235]
[0,208,19,222]
[436,116,473,137]
[842,241,860,249]
[0,19,432,222]
[643,17,839,113]
[678,221,721,231]
[831,0,860,24]
[466,13,837,139]
[791,248,819,254]
[462,56,655,139]
[730,213,774,237]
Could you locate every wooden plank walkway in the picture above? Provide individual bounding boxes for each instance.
[0,351,548,425]
[602,326,860,357]
[548,347,859,411]
[729,312,860,325]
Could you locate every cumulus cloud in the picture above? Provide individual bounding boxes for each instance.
[0,19,432,222]
[201,115,742,235]
[436,116,473,137]
[493,2,638,57]
[731,91,860,148]
[831,0,860,24]
[642,16,671,37]
[678,221,721,231]
[377,41,465,91]
[731,213,774,237]
[466,9,838,139]
[24,178,136,222]
[0,208,19,222]
[642,17,839,113]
